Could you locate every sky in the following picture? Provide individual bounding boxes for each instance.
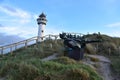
[0,0,120,45]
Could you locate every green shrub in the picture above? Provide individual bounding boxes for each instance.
[52,56,77,64]
[0,62,39,80]
[41,61,63,71]
[97,42,118,55]
[65,68,90,80]
[90,57,99,62]
[85,44,96,54]
[110,56,120,73]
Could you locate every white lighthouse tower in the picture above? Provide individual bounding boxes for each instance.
[37,13,47,42]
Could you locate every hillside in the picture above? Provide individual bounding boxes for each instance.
[0,34,120,80]
[83,34,120,79]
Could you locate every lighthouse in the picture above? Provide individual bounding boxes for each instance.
[37,13,47,42]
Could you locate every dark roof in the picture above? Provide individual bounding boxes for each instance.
[39,13,46,17]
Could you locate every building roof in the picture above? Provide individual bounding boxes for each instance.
[39,13,46,17]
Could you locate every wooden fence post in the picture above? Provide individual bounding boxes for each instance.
[0,47,3,56]
[49,35,51,40]
[15,43,17,50]
[36,38,38,44]
[119,46,120,56]
[25,40,28,48]
[50,43,53,48]
[10,46,13,55]
[35,39,38,48]
[108,48,111,56]
[55,36,58,44]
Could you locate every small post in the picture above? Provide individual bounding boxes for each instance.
[94,47,97,54]
[36,37,38,43]
[108,48,111,56]
[0,47,3,56]
[50,43,53,48]
[55,36,58,44]
[10,46,13,55]
[35,39,38,48]
[25,40,28,48]
[15,43,17,50]
[96,44,98,53]
[119,46,120,56]
[49,35,51,40]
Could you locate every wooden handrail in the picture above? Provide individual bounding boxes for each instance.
[1,36,37,48]
[0,35,59,55]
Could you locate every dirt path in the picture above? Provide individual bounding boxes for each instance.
[41,53,58,61]
[0,78,6,80]
[86,55,114,80]
[41,54,114,80]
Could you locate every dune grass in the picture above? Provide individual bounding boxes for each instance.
[1,34,120,80]
[0,57,103,80]
[0,40,102,80]
[109,56,120,76]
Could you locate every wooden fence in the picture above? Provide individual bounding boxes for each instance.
[0,34,59,55]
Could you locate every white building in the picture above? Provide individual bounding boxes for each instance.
[37,13,47,42]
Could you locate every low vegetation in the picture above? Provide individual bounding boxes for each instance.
[0,33,120,80]
[85,34,120,78]
[0,57,103,80]
[0,39,103,80]
[109,56,120,78]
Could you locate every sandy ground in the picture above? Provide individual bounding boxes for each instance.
[41,53,58,61]
[86,55,114,80]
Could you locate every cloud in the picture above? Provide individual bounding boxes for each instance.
[105,22,120,27]
[0,24,62,38]
[0,33,25,46]
[0,5,32,24]
[45,25,64,35]
[0,5,31,19]
[0,25,38,38]
[0,24,3,27]
[0,4,61,39]
[105,31,120,37]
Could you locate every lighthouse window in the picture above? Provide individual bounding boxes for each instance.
[42,30,44,33]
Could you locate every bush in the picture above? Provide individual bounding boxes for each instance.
[65,68,90,80]
[97,42,118,55]
[90,57,99,62]
[52,56,77,64]
[85,44,96,54]
[0,62,39,80]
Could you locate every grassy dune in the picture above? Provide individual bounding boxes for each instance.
[0,34,120,80]
[0,39,103,80]
[0,57,102,80]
